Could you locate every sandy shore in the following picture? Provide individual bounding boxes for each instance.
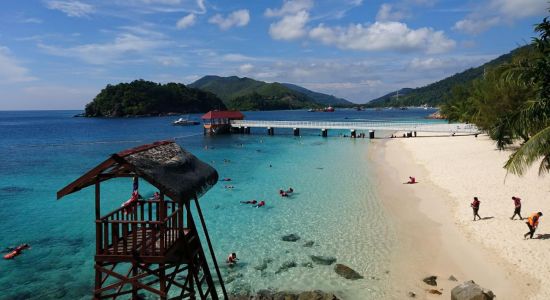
[370,134,546,299]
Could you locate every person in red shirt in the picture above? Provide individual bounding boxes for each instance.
[510,196,523,220]
[226,253,238,266]
[254,201,265,208]
[471,197,481,221]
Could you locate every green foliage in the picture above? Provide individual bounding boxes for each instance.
[189,75,351,110]
[367,45,532,108]
[84,80,226,117]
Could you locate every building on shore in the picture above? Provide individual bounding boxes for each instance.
[201,110,244,135]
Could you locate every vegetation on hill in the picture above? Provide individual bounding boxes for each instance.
[441,12,550,176]
[189,75,353,110]
[84,80,226,117]
[366,45,532,108]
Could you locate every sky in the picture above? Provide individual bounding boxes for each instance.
[0,0,547,109]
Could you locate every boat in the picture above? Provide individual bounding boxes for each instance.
[172,117,200,126]
[308,108,315,112]
[324,106,335,112]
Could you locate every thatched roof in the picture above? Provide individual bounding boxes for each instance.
[57,140,218,202]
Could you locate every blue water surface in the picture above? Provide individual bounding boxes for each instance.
[0,108,437,299]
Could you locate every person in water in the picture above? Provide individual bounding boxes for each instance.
[279,190,288,197]
[406,176,416,184]
[240,200,257,204]
[226,253,238,266]
[254,201,266,208]
[221,178,231,182]
[524,212,543,239]
[285,187,294,194]
[225,185,234,189]
[511,196,523,220]
[471,197,481,221]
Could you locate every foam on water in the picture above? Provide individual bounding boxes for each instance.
[0,109,435,299]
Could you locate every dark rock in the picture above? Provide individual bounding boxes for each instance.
[282,234,301,242]
[303,241,315,247]
[334,264,363,280]
[310,255,337,265]
[276,261,297,274]
[428,289,442,295]
[297,291,339,300]
[408,291,416,298]
[449,275,458,281]
[423,276,437,286]
[451,280,495,300]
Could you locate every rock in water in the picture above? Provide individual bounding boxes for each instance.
[451,280,495,300]
[423,276,438,286]
[303,241,315,247]
[297,291,339,300]
[334,264,363,280]
[275,261,297,274]
[282,234,301,242]
[310,255,337,265]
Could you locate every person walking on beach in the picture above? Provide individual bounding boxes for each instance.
[524,212,543,239]
[471,197,481,221]
[511,196,523,220]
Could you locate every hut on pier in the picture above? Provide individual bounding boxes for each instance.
[201,110,244,135]
[57,140,227,300]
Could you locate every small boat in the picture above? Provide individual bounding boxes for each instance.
[308,108,315,112]
[324,106,335,112]
[172,117,200,126]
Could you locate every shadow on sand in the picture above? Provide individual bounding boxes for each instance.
[536,233,550,240]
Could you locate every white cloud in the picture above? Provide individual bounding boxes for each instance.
[239,63,254,73]
[408,57,446,70]
[176,13,196,29]
[209,9,250,30]
[39,33,167,64]
[0,46,36,83]
[46,0,94,17]
[222,53,255,62]
[309,21,455,54]
[265,0,313,17]
[453,17,500,35]
[376,4,407,22]
[454,0,547,34]
[269,10,310,40]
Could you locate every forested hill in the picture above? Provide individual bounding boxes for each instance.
[366,45,532,108]
[84,80,226,117]
[189,75,353,110]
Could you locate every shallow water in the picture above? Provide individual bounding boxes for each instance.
[0,109,438,299]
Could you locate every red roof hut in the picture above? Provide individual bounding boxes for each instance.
[201,110,244,135]
[57,141,227,300]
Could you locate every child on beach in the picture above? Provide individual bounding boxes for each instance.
[524,212,543,239]
[471,197,481,221]
[511,196,523,220]
[406,176,416,184]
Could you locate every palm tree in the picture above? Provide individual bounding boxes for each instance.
[498,14,550,175]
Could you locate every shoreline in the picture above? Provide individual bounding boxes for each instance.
[369,135,538,299]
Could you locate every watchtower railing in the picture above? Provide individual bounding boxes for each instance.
[96,199,187,257]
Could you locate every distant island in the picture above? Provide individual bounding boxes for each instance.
[188,75,353,110]
[84,80,226,117]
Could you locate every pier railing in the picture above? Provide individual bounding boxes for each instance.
[230,120,479,133]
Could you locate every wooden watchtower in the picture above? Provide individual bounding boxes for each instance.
[57,141,227,299]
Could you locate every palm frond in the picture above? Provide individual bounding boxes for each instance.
[504,125,550,176]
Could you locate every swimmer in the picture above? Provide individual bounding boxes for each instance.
[221,178,232,182]
[225,185,234,189]
[254,201,266,208]
[285,187,294,194]
[240,200,257,204]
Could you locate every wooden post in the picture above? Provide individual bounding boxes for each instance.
[293,128,300,136]
[160,264,167,300]
[159,192,166,254]
[95,180,102,255]
[321,128,327,137]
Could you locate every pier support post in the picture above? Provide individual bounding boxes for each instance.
[245,127,250,134]
[414,131,417,137]
[350,129,356,138]
[293,128,300,136]
[321,128,327,137]
[267,127,274,136]
[239,126,245,134]
[369,130,375,139]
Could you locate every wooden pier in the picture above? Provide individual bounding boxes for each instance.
[230,120,479,137]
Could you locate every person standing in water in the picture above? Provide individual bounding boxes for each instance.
[471,197,481,221]
[226,253,238,266]
[524,212,543,239]
[511,196,523,220]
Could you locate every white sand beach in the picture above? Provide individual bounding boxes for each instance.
[371,134,549,299]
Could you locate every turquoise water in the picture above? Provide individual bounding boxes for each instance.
[0,109,438,299]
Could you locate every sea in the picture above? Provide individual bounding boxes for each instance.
[0,108,440,299]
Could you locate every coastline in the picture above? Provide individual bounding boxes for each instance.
[369,134,540,299]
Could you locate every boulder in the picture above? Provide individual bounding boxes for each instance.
[275,261,297,274]
[333,264,363,280]
[423,276,437,286]
[428,289,442,295]
[451,280,495,300]
[310,255,337,265]
[297,291,339,300]
[282,234,301,242]
[303,241,315,247]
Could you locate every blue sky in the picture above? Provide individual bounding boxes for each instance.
[0,0,547,109]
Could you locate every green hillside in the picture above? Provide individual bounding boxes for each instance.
[366,45,533,107]
[84,80,226,117]
[189,75,353,110]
